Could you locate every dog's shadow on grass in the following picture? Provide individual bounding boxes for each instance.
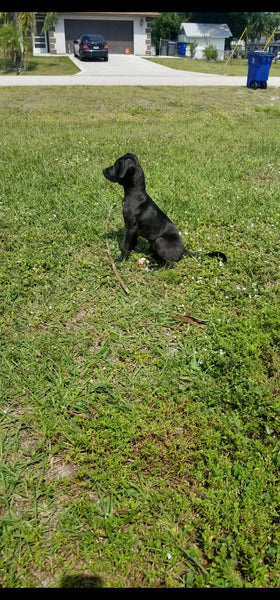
[105,228,150,256]
[59,573,104,588]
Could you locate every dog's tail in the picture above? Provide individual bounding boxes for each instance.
[184,249,227,263]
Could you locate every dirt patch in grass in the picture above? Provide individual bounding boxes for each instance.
[44,456,79,483]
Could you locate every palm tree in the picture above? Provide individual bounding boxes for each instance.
[41,12,57,34]
[0,21,22,69]
[13,12,36,69]
[0,12,56,70]
[0,12,34,69]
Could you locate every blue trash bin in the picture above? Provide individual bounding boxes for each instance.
[177,42,187,57]
[247,51,274,89]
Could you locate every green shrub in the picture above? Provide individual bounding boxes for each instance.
[203,44,218,61]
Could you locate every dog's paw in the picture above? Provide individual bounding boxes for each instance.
[138,257,150,269]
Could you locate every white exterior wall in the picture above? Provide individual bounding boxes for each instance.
[55,14,68,54]
[53,13,147,55]
[133,17,148,55]
[185,37,225,61]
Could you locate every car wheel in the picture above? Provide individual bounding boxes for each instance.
[104,56,108,62]
[79,52,84,61]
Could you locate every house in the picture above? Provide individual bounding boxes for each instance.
[178,22,232,61]
[33,12,161,56]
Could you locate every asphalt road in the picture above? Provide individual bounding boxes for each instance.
[0,53,280,87]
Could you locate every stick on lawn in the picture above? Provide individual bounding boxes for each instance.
[105,208,130,295]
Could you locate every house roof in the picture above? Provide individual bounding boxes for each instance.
[58,12,161,18]
[179,22,232,39]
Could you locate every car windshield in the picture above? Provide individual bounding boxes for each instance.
[82,35,105,43]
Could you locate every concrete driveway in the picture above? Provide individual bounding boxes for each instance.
[0,53,280,87]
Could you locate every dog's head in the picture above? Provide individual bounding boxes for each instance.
[103,153,143,186]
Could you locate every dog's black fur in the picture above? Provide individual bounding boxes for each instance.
[103,153,227,268]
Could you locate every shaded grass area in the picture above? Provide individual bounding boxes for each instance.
[0,86,280,588]
[146,56,280,77]
[0,55,80,75]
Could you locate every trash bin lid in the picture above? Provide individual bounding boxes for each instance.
[248,51,274,57]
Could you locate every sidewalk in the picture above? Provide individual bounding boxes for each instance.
[0,74,251,86]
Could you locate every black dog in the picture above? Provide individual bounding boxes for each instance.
[103,153,226,268]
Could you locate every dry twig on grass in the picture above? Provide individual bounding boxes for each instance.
[105,207,130,295]
[173,314,207,329]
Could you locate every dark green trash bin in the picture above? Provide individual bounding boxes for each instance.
[167,41,176,56]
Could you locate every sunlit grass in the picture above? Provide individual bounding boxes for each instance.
[1,85,280,588]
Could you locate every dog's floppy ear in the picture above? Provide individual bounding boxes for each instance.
[117,157,133,181]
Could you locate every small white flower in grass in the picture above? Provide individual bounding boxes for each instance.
[219,349,224,355]
[167,553,172,560]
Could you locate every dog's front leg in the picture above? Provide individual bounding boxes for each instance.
[116,226,138,262]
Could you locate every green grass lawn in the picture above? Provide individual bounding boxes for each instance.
[146,56,280,77]
[0,85,280,588]
[0,55,80,75]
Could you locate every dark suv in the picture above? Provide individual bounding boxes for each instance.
[73,34,108,61]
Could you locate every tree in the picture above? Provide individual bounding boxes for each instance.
[13,12,35,69]
[41,12,57,34]
[0,21,22,69]
[151,12,185,54]
[0,12,57,70]
[0,12,34,69]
